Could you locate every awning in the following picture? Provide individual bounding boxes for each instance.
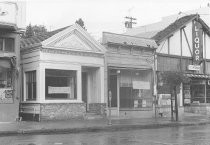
[185,74,210,79]
[0,22,17,31]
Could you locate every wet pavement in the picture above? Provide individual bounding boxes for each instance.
[1,124,210,145]
[0,112,210,136]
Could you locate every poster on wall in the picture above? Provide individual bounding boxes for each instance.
[0,88,13,104]
[158,94,171,106]
[183,84,191,105]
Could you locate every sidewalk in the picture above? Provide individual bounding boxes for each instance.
[0,112,210,136]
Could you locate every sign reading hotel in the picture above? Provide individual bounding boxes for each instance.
[48,86,71,94]
[192,20,203,65]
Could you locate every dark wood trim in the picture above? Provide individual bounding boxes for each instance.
[157,53,192,59]
[180,29,183,71]
[157,39,167,53]
[167,37,170,54]
[183,28,193,57]
[204,32,206,74]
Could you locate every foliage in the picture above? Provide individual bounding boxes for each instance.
[32,25,47,35]
[160,71,191,88]
[24,23,34,38]
[23,24,48,38]
[75,18,86,30]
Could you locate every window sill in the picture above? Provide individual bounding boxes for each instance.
[120,107,153,111]
[42,100,83,103]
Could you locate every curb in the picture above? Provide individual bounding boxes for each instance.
[0,121,210,136]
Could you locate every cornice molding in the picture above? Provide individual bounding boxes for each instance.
[41,47,104,58]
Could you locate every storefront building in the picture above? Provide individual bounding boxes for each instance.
[102,32,157,118]
[0,25,20,122]
[152,14,210,116]
[20,24,106,121]
[0,1,24,122]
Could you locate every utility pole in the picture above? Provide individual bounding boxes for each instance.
[124,16,137,29]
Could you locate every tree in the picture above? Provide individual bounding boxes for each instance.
[24,23,34,38]
[23,24,48,38]
[32,25,47,35]
[75,18,86,30]
[158,71,191,121]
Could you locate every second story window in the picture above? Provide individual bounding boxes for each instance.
[0,38,15,52]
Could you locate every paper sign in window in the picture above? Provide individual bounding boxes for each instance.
[132,81,150,90]
[48,86,71,94]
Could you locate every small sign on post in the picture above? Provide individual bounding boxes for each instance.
[187,65,200,71]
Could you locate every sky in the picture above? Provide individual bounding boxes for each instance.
[24,0,209,39]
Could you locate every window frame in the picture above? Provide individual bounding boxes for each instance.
[0,37,15,53]
[25,70,37,101]
[45,69,77,101]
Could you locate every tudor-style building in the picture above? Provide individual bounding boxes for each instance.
[20,24,106,121]
[125,14,210,116]
[152,14,210,115]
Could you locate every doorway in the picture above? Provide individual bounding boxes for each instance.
[109,74,117,107]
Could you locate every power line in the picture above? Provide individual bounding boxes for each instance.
[124,16,137,29]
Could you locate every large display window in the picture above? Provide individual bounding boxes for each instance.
[0,60,13,104]
[119,70,153,109]
[191,84,205,103]
[45,69,77,100]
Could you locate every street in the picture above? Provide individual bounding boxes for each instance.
[1,124,210,145]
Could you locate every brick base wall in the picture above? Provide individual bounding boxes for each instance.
[88,103,106,115]
[40,103,86,121]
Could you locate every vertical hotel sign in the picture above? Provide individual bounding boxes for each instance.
[192,20,203,65]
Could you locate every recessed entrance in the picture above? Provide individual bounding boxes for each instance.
[82,66,101,112]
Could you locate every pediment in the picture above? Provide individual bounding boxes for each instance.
[42,24,106,53]
[50,33,93,51]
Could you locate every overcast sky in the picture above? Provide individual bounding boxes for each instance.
[25,0,209,39]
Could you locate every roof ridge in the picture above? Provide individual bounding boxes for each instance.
[21,25,70,49]
[103,31,154,40]
[152,14,199,42]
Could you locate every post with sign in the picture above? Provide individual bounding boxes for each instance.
[108,90,112,125]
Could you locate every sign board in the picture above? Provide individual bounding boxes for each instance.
[133,81,150,90]
[208,80,210,85]
[158,94,171,106]
[0,2,26,28]
[48,86,71,94]
[192,20,203,65]
[187,65,200,71]
[142,100,146,107]
[0,2,16,24]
